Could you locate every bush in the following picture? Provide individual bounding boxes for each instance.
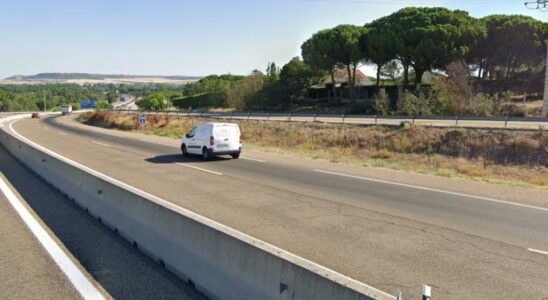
[397,91,432,116]
[172,93,222,110]
[374,88,391,115]
[469,93,495,116]
[400,120,412,129]
[95,101,113,110]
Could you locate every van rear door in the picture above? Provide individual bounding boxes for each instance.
[214,124,240,152]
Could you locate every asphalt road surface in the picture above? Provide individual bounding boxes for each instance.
[6,115,548,299]
[0,142,205,299]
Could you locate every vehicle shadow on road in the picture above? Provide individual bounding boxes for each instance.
[145,154,231,164]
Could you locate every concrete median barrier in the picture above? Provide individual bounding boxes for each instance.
[0,114,393,300]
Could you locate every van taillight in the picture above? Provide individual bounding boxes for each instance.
[210,136,214,146]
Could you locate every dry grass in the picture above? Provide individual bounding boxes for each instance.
[79,112,548,188]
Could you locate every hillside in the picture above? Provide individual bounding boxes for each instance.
[2,73,202,85]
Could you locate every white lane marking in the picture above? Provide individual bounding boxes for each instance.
[176,163,223,176]
[240,157,266,163]
[527,248,548,256]
[90,140,110,148]
[139,139,178,148]
[0,177,105,300]
[313,169,548,213]
[7,119,394,300]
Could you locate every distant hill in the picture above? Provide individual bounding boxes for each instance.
[4,73,202,81]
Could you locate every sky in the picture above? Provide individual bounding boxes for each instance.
[0,0,546,79]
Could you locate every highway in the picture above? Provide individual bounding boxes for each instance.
[5,114,548,299]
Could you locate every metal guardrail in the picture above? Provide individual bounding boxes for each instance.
[105,109,548,130]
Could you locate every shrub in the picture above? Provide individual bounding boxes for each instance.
[469,93,495,116]
[374,88,391,115]
[397,91,432,116]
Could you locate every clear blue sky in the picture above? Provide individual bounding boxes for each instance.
[0,0,545,78]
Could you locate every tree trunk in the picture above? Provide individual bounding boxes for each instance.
[346,65,353,101]
[505,54,514,80]
[477,60,484,81]
[415,69,424,90]
[330,70,337,100]
[376,64,381,88]
[352,65,357,100]
[403,63,409,86]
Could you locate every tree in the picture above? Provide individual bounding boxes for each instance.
[382,7,485,87]
[380,60,402,85]
[277,57,324,107]
[266,62,280,81]
[468,15,547,80]
[364,20,398,88]
[302,29,340,100]
[329,24,368,100]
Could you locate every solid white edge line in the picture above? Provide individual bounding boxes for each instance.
[313,169,548,213]
[0,177,105,300]
[90,140,110,147]
[240,157,266,163]
[176,163,223,176]
[527,248,548,256]
[7,117,394,300]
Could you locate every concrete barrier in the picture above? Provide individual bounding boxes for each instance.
[0,114,394,300]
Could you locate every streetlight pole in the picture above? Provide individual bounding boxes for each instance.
[43,91,47,112]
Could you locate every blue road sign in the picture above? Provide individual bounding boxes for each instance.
[80,100,96,109]
[139,114,146,125]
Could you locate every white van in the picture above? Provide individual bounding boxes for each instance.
[181,123,241,160]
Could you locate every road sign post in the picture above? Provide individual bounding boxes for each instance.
[139,114,146,134]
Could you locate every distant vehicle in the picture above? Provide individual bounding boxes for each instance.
[61,105,73,115]
[31,112,40,119]
[181,123,241,160]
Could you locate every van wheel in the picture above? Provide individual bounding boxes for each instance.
[231,153,240,159]
[181,144,188,157]
[202,148,210,160]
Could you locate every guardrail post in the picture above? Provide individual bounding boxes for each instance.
[288,113,292,121]
[456,116,459,127]
[504,116,509,128]
[200,111,203,118]
[375,114,378,125]
[423,284,432,300]
[342,114,345,124]
[231,111,234,120]
[248,112,251,120]
[412,116,416,125]
[267,113,270,121]
[313,113,317,122]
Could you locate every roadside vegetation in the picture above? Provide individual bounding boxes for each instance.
[79,111,548,188]
[0,83,181,112]
[135,8,546,117]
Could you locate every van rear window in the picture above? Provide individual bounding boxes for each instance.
[214,125,239,138]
